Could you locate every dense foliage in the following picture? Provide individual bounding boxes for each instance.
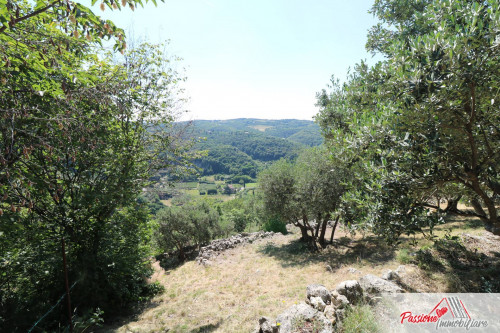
[316,0,500,242]
[196,145,259,177]
[0,1,192,331]
[191,118,322,146]
[186,119,322,177]
[258,147,345,247]
[156,200,221,260]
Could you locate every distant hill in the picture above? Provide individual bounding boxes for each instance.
[191,118,323,146]
[181,119,323,178]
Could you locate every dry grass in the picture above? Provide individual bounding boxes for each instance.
[102,216,496,333]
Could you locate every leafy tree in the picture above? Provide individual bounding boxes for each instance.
[226,208,248,232]
[294,147,345,246]
[0,0,160,53]
[317,0,500,241]
[155,199,221,260]
[258,159,304,235]
[156,207,194,260]
[0,2,190,328]
[258,149,345,246]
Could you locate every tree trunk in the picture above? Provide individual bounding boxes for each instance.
[314,213,321,238]
[298,224,310,241]
[61,237,73,333]
[444,195,461,214]
[319,217,329,248]
[301,214,314,239]
[298,215,313,241]
[330,215,340,244]
[177,242,186,261]
[471,198,500,235]
[484,201,500,235]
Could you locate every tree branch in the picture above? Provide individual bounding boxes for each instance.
[0,1,60,34]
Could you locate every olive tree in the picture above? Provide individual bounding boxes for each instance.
[317,0,500,241]
[258,148,345,247]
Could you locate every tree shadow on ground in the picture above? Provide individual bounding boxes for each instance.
[97,300,163,332]
[412,236,500,292]
[156,245,199,271]
[257,234,396,269]
[189,320,222,333]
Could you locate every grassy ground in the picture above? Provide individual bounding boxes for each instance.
[102,215,499,333]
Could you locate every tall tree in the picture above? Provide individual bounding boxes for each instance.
[317,0,500,240]
[0,2,191,330]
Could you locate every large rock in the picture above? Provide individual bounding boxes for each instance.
[310,296,326,311]
[381,269,400,281]
[324,305,337,325]
[336,280,363,304]
[306,284,331,305]
[395,265,406,276]
[258,316,278,333]
[359,274,404,294]
[258,317,274,333]
[275,303,333,333]
[330,290,350,309]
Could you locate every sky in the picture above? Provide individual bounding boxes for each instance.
[83,0,380,121]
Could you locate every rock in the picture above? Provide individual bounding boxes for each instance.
[306,284,331,305]
[381,269,400,281]
[395,265,406,276]
[310,296,326,312]
[258,316,273,333]
[335,308,345,322]
[359,274,404,294]
[275,303,333,333]
[196,231,277,264]
[347,267,362,275]
[324,305,337,325]
[331,291,349,309]
[336,280,363,304]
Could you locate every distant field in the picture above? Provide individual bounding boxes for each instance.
[158,180,259,207]
[175,182,198,189]
[160,199,172,207]
[248,125,273,132]
[185,189,199,196]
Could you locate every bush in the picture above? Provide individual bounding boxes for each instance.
[207,188,218,195]
[155,200,222,260]
[396,248,411,264]
[263,217,287,234]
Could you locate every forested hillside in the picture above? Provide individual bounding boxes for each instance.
[187,119,322,177]
[191,118,323,146]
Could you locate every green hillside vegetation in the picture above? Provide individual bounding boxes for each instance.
[2,0,500,332]
[188,119,321,178]
[191,118,322,144]
[195,145,259,177]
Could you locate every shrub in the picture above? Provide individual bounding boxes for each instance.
[396,248,411,264]
[263,217,287,234]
